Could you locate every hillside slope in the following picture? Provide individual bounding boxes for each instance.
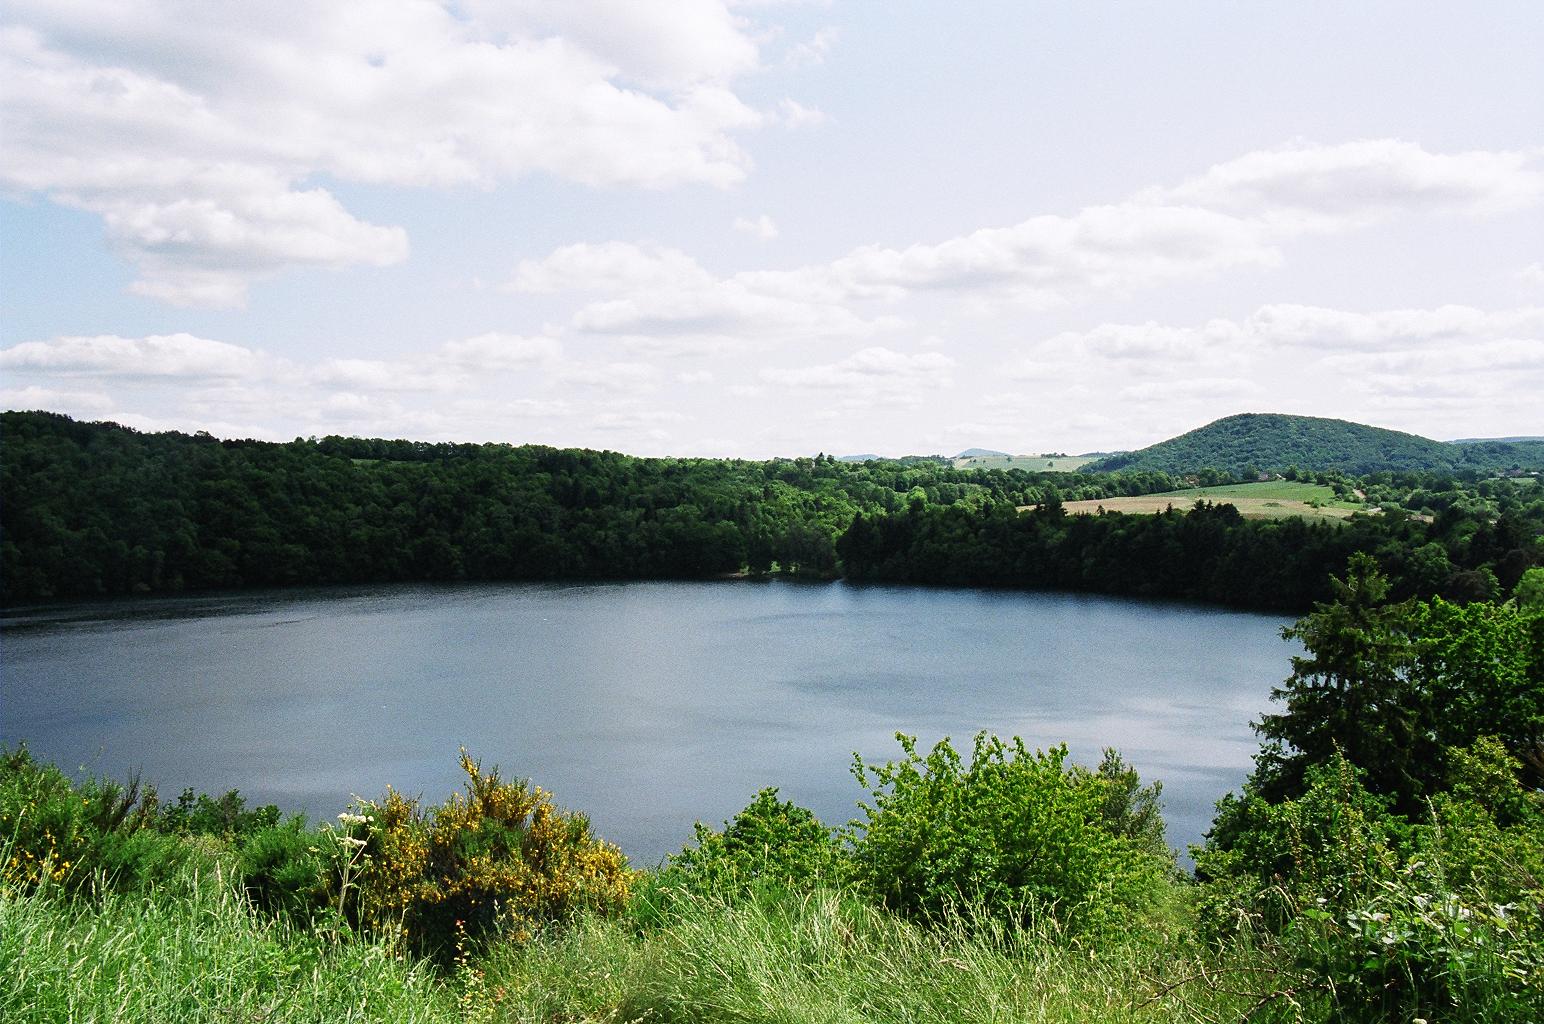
[1088,413,1544,476]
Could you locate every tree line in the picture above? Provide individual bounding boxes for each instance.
[3,411,1539,611]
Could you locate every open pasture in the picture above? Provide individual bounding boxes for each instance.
[1045,481,1367,522]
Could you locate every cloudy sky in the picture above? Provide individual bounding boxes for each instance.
[2,2,1541,457]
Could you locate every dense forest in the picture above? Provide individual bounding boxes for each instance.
[838,486,1543,610]
[4,411,1541,611]
[1089,412,1544,477]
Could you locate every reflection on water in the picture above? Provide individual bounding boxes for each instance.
[1,580,1292,864]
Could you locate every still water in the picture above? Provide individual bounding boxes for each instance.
[1,580,1293,864]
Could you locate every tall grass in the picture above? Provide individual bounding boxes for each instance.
[0,865,452,1024]
[479,886,1269,1024]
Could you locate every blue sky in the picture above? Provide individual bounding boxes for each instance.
[3,1,1541,456]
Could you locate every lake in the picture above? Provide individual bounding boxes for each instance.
[0,580,1294,864]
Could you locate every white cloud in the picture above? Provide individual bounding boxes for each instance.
[733,213,780,240]
[1119,377,1263,403]
[0,384,114,414]
[0,332,265,378]
[761,346,954,407]
[783,26,839,68]
[313,358,445,393]
[1323,337,1544,377]
[773,98,829,129]
[501,141,1541,363]
[510,242,711,294]
[1056,319,1251,362]
[554,360,663,391]
[312,332,562,391]
[1156,138,1544,229]
[439,332,562,370]
[0,1,774,306]
[1021,304,1544,369]
[1519,263,1544,287]
[733,140,1542,314]
[1245,304,1544,351]
[516,241,898,345]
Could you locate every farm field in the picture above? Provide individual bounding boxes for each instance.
[954,454,1094,471]
[1043,481,1368,523]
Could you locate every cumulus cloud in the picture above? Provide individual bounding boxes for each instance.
[515,242,899,346]
[1055,320,1251,362]
[439,333,562,370]
[756,140,1541,313]
[0,384,114,415]
[1244,304,1544,351]
[0,1,773,306]
[554,360,663,392]
[761,346,955,407]
[1020,304,1544,368]
[783,26,839,68]
[1119,377,1263,403]
[772,98,829,129]
[510,242,712,294]
[312,332,563,391]
[502,140,1540,360]
[1154,139,1544,229]
[1011,303,1544,437]
[733,214,780,240]
[0,332,267,378]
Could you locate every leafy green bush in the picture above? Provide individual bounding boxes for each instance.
[1283,859,1544,1022]
[0,746,191,895]
[236,817,341,924]
[1196,754,1411,934]
[159,786,281,838]
[1197,749,1544,1019]
[847,733,1171,936]
[646,788,846,922]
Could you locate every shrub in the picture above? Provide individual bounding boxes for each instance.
[159,786,281,839]
[349,750,634,960]
[649,788,845,913]
[1197,750,1544,1019]
[1282,859,1544,1022]
[236,816,340,924]
[0,746,189,895]
[847,733,1170,936]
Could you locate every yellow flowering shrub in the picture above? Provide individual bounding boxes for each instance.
[0,745,187,894]
[349,750,633,959]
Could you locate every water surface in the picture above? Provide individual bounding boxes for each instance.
[2,580,1293,863]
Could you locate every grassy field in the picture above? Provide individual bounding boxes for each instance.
[0,874,1268,1024]
[954,455,1093,472]
[1050,480,1367,522]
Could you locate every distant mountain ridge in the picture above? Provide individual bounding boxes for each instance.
[955,448,1010,458]
[1447,436,1544,445]
[1087,413,1544,476]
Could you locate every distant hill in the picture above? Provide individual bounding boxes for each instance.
[1087,413,1544,476]
[837,454,883,463]
[954,448,1010,458]
[1448,436,1544,444]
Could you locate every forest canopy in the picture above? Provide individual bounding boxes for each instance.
[3,411,1540,611]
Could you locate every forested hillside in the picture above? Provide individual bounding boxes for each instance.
[0,411,1170,603]
[1089,412,1544,476]
[5,411,1540,611]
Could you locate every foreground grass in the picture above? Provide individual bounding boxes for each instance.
[3,869,1289,1024]
[0,870,452,1024]
[485,888,1266,1024]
